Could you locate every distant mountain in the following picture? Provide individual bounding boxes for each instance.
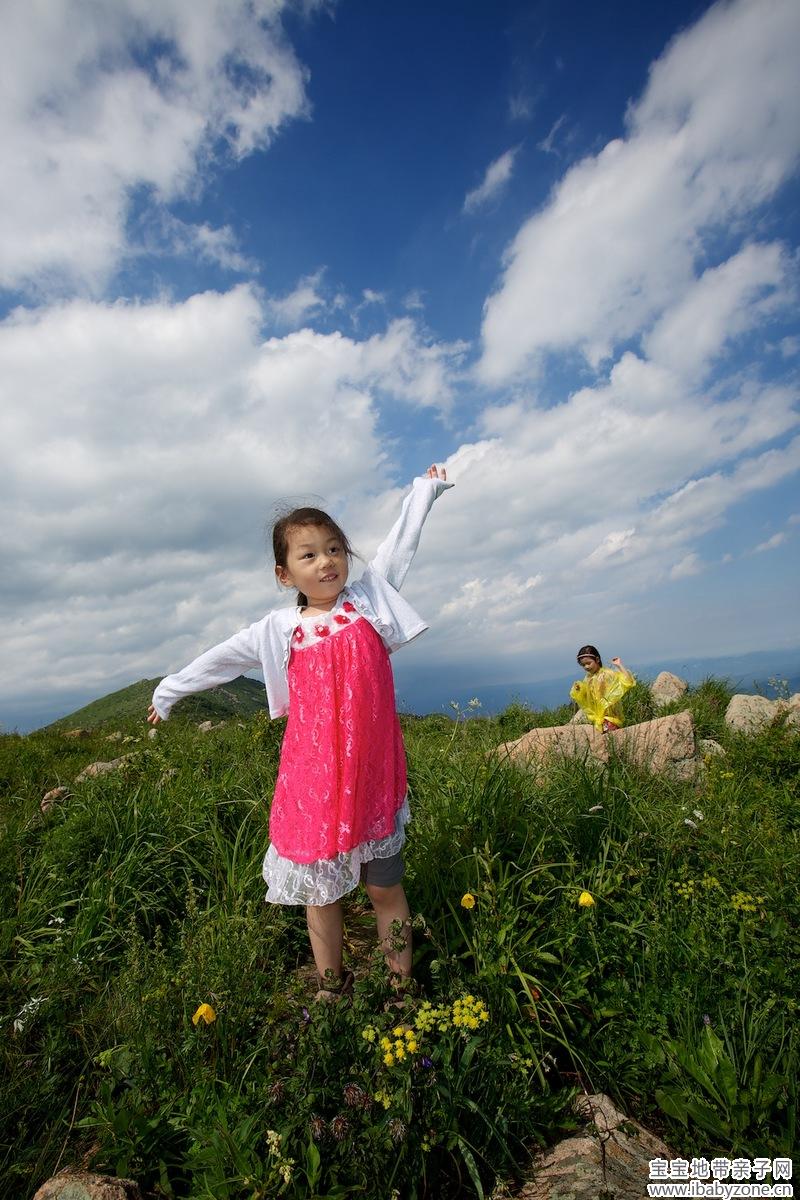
[41,676,267,732]
[395,647,800,718]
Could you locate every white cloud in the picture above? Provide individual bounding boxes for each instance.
[0,287,467,712]
[669,552,703,580]
[537,114,568,156]
[509,92,534,122]
[463,148,519,214]
[478,0,800,383]
[0,0,313,295]
[753,531,786,553]
[266,269,328,327]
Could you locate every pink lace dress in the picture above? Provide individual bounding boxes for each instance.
[262,598,410,905]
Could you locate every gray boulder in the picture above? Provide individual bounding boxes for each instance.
[33,1169,143,1200]
[40,786,70,813]
[499,711,697,781]
[519,1092,674,1199]
[651,671,688,707]
[724,694,780,734]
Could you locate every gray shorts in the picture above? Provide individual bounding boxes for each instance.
[359,849,405,887]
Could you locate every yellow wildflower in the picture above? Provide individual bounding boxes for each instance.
[394,1044,406,1061]
[384,1052,395,1067]
[578,891,595,908]
[362,1025,376,1043]
[374,1090,391,1109]
[192,1003,217,1025]
[460,893,476,909]
[407,1038,418,1053]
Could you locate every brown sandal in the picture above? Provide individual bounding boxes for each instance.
[314,969,355,1005]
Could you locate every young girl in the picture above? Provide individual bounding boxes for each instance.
[147,466,452,1001]
[569,645,635,733]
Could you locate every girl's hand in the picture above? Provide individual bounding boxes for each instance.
[611,657,622,667]
[147,704,162,725]
[426,464,447,481]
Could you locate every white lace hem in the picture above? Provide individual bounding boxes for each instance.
[262,798,410,906]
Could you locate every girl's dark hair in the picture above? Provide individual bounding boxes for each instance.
[272,507,354,608]
[577,644,602,666]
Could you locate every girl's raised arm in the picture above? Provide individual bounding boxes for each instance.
[369,465,452,592]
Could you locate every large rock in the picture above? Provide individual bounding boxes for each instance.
[614,710,696,780]
[74,756,132,783]
[498,711,697,780]
[651,671,688,708]
[778,693,800,731]
[724,694,780,734]
[41,786,70,813]
[33,1169,143,1200]
[697,738,726,759]
[569,708,590,725]
[519,1093,674,1200]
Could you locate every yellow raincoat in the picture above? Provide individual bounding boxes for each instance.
[570,666,635,730]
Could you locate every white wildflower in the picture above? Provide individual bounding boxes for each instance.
[13,996,45,1034]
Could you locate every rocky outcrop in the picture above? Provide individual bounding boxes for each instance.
[33,1169,143,1199]
[63,729,92,739]
[520,1093,674,1200]
[724,693,791,734]
[651,671,688,707]
[74,756,134,783]
[697,737,726,759]
[499,711,697,780]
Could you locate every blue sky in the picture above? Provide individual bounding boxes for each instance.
[1,0,798,730]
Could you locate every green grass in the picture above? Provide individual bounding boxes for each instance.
[1,682,798,1197]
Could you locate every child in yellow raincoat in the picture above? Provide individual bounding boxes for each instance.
[570,644,635,733]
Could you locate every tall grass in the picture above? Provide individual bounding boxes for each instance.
[1,681,798,1197]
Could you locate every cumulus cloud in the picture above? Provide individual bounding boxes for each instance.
[463,148,519,214]
[478,0,800,382]
[0,287,467,714]
[0,0,313,295]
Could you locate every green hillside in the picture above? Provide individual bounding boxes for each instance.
[42,674,267,732]
[3,679,797,1197]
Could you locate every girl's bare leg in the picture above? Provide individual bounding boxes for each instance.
[364,882,412,981]
[306,901,344,983]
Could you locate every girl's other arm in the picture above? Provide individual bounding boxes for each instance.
[610,656,635,683]
[149,623,262,723]
[370,464,453,591]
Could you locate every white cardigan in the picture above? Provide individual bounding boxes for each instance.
[151,474,452,721]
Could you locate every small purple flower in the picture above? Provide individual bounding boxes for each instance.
[421,1055,434,1069]
[703,1013,711,1027]
[301,1006,311,1024]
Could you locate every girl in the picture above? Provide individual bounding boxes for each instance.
[147,466,452,1002]
[569,645,635,733]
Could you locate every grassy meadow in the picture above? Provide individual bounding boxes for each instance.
[1,679,798,1199]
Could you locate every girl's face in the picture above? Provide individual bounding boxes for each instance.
[579,655,601,675]
[275,524,349,607]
